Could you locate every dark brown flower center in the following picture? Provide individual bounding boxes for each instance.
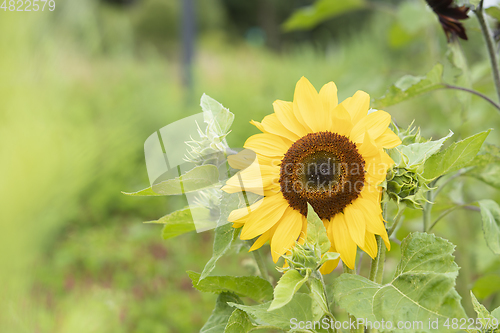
[279,132,365,220]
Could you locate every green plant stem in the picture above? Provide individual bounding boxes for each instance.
[423,182,436,232]
[443,84,500,113]
[368,235,383,281]
[387,207,405,238]
[369,203,389,282]
[475,1,500,103]
[433,170,465,200]
[251,249,270,283]
[428,204,480,232]
[375,244,386,284]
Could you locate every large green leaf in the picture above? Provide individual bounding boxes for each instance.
[268,269,310,311]
[373,64,445,109]
[200,223,240,280]
[306,203,330,255]
[188,271,273,302]
[224,309,255,333]
[283,0,366,32]
[472,274,500,299]
[333,233,466,332]
[486,6,500,21]
[308,277,329,315]
[201,292,243,333]
[470,292,500,332]
[468,143,500,189]
[123,165,220,196]
[144,207,209,239]
[478,200,500,255]
[492,307,500,321]
[229,293,323,330]
[423,130,490,180]
[397,130,453,167]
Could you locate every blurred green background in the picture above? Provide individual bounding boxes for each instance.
[1,0,500,332]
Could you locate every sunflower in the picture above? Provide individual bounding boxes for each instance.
[222,77,401,273]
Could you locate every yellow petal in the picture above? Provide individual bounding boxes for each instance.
[375,127,402,149]
[319,81,339,113]
[330,103,353,136]
[360,183,382,203]
[244,133,291,157]
[228,198,264,222]
[240,193,289,240]
[342,90,370,125]
[227,149,257,170]
[344,205,366,247]
[261,113,301,142]
[330,213,357,269]
[293,77,324,132]
[319,253,340,274]
[350,110,392,143]
[249,223,279,251]
[273,100,309,138]
[223,164,279,195]
[358,131,380,160]
[360,231,378,259]
[320,221,340,274]
[356,198,390,250]
[270,207,303,262]
[250,120,266,133]
[365,150,395,186]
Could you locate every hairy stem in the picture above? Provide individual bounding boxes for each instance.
[423,185,435,232]
[251,249,270,283]
[475,1,500,103]
[368,235,383,281]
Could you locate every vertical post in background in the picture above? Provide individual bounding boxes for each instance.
[181,0,196,102]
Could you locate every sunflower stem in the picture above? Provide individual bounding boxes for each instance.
[387,206,406,238]
[368,235,382,281]
[251,249,270,283]
[475,1,500,104]
[375,243,386,284]
[423,182,436,232]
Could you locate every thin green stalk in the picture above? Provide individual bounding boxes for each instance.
[387,207,405,238]
[423,181,437,232]
[433,170,464,200]
[428,204,481,232]
[443,84,500,113]
[475,0,500,103]
[369,203,389,282]
[251,249,270,283]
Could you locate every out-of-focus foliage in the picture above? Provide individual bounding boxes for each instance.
[1,0,500,331]
[282,0,367,31]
